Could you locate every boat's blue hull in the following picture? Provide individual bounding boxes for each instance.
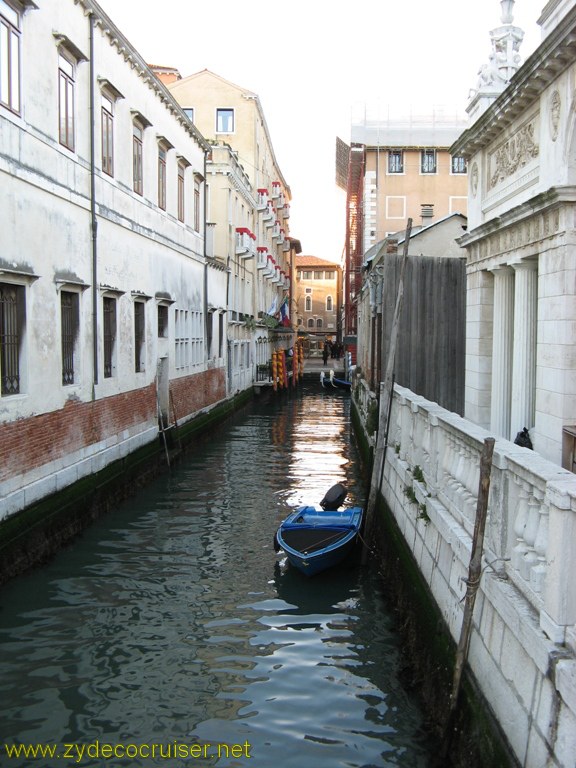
[275,506,363,577]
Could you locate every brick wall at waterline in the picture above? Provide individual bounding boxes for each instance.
[170,368,227,424]
[0,386,157,482]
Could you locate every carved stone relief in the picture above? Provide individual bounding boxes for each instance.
[550,90,561,141]
[471,162,479,198]
[489,120,539,189]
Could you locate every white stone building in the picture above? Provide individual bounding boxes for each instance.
[452,0,576,467]
[0,0,228,526]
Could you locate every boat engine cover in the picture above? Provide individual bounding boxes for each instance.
[320,483,347,511]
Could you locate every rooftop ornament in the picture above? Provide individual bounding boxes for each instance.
[467,0,525,119]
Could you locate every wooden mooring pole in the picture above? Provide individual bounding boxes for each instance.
[439,436,495,758]
[362,218,412,562]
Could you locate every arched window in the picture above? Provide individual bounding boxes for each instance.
[307,318,315,328]
[305,296,312,312]
[326,295,333,311]
[316,318,323,328]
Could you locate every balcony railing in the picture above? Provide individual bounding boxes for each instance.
[257,188,268,211]
[235,227,256,258]
[256,247,268,270]
[264,256,276,279]
[263,201,275,224]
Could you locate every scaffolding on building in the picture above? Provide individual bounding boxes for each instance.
[344,144,366,355]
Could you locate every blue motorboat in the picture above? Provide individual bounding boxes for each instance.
[274,484,363,577]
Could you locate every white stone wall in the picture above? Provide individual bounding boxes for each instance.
[377,382,576,768]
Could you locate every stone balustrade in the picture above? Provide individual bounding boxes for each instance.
[353,375,576,767]
[387,384,576,646]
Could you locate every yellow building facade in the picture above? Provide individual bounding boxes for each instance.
[351,107,469,247]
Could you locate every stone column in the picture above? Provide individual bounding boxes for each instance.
[510,259,538,439]
[490,266,515,438]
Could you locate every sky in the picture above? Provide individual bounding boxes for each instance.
[96,0,545,263]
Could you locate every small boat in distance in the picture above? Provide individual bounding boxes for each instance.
[274,483,363,577]
[320,370,351,391]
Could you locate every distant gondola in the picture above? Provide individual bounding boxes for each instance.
[320,370,351,391]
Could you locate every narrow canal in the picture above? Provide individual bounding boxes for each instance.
[0,382,435,767]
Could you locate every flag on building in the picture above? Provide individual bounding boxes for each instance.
[280,295,290,326]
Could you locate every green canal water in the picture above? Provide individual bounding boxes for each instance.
[0,383,435,767]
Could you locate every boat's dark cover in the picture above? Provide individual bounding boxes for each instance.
[320,483,347,511]
[281,527,350,554]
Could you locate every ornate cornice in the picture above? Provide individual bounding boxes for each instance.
[458,185,576,263]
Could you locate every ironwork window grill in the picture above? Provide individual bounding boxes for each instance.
[134,301,145,372]
[421,149,437,174]
[451,155,467,174]
[388,150,404,174]
[61,291,78,385]
[0,282,22,395]
[103,296,116,378]
[0,0,21,114]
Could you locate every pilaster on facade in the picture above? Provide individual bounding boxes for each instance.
[489,265,515,439]
[510,258,538,439]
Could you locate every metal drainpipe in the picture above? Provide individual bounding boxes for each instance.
[203,148,208,360]
[89,12,98,391]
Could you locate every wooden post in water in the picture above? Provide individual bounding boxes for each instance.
[362,218,412,562]
[441,436,495,753]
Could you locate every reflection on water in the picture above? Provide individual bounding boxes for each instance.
[0,385,433,767]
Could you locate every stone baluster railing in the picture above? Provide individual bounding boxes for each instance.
[391,384,576,645]
[360,381,575,645]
